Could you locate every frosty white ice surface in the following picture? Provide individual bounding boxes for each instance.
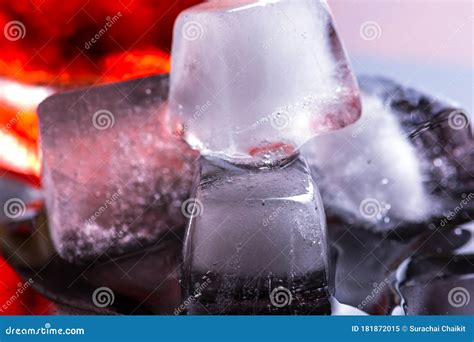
[183,157,331,314]
[303,76,473,232]
[304,92,429,230]
[38,76,198,263]
[169,0,361,162]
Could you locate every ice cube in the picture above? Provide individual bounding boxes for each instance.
[182,156,331,314]
[303,76,473,231]
[38,75,198,263]
[169,0,361,163]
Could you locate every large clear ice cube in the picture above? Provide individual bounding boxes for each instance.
[169,0,361,162]
[38,76,198,262]
[183,156,331,314]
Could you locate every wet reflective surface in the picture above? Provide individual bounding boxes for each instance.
[330,221,474,315]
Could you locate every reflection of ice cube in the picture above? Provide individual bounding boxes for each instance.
[329,223,408,314]
[169,0,361,162]
[38,76,198,262]
[84,236,183,314]
[304,76,473,231]
[183,156,330,314]
[395,222,474,315]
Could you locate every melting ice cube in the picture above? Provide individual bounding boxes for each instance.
[38,75,198,262]
[183,156,331,314]
[303,76,473,232]
[169,0,361,163]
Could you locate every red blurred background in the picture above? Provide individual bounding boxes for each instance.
[0,0,201,315]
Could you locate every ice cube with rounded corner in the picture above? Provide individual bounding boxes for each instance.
[169,0,361,163]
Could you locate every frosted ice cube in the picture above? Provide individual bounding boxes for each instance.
[183,156,331,314]
[303,76,473,231]
[38,75,198,263]
[169,0,361,163]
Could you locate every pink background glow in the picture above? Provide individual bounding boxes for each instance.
[329,0,473,67]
